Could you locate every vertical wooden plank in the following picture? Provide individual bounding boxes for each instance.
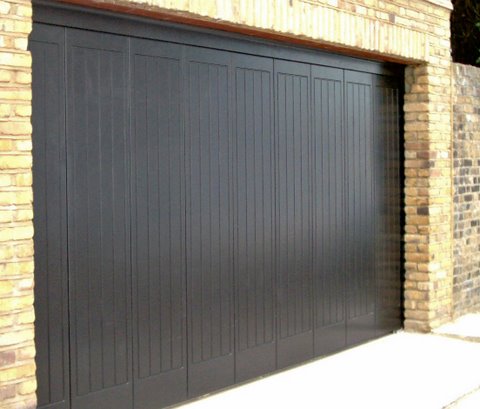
[345,71,376,346]
[311,65,346,357]
[274,60,313,369]
[130,38,187,409]
[184,47,234,398]
[31,23,69,409]
[232,54,275,382]
[66,28,132,409]
[374,75,403,336]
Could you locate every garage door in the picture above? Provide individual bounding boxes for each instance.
[31,3,403,409]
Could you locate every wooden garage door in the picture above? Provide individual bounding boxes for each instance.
[31,4,403,409]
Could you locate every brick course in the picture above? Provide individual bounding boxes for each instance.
[453,63,480,317]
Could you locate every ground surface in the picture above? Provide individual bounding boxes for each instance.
[176,315,480,409]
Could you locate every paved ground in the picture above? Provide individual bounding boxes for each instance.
[435,314,480,408]
[177,315,480,409]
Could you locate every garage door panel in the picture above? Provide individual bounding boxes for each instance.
[30,23,69,409]
[275,60,314,367]
[374,76,403,335]
[311,65,347,356]
[345,71,376,345]
[130,39,187,408]
[66,29,132,409]
[185,47,235,395]
[32,12,403,409]
[232,54,276,381]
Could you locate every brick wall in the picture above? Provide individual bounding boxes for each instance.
[0,0,455,407]
[453,63,480,317]
[0,1,36,408]
[76,0,451,62]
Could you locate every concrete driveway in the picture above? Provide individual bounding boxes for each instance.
[178,317,480,409]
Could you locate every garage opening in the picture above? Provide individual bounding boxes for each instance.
[31,2,404,408]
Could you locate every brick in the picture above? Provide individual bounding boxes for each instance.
[14,105,30,117]
[16,345,35,361]
[18,378,36,395]
[0,122,32,136]
[0,140,13,151]
[0,104,10,117]
[15,173,32,186]
[15,71,30,84]
[0,384,16,401]
[404,319,430,332]
[0,350,15,366]
[0,52,31,68]
[404,102,430,112]
[0,280,14,296]
[0,89,32,101]
[15,140,31,151]
[14,243,33,258]
[16,5,33,17]
[0,1,9,13]
[13,209,33,222]
[0,363,35,382]
[17,310,34,324]
[0,174,11,186]
[13,38,28,51]
[0,191,32,206]
[12,225,33,240]
[0,314,13,328]
[0,155,32,170]
[0,260,34,276]
[0,295,34,313]
[0,69,11,82]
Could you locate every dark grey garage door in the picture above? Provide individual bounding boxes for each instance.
[31,3,403,409]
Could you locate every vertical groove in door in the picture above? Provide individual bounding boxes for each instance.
[31,23,69,409]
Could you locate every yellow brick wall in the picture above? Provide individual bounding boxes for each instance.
[86,0,451,62]
[0,0,453,407]
[0,0,36,408]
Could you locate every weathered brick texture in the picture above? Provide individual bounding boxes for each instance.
[0,0,36,408]
[403,62,453,331]
[453,63,480,317]
[76,0,452,62]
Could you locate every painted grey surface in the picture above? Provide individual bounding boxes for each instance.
[31,8,403,408]
[131,38,187,408]
[30,23,69,409]
[66,28,132,409]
